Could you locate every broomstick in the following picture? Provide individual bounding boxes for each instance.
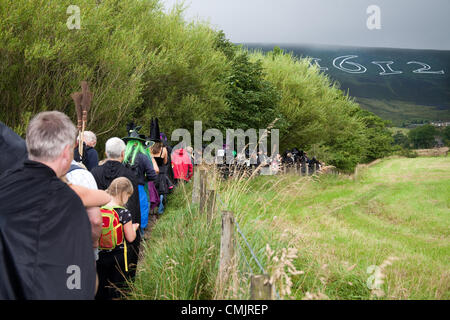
[71,91,83,156]
[80,81,93,157]
[71,81,93,159]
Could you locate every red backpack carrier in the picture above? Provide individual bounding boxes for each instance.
[99,206,124,250]
[99,206,128,272]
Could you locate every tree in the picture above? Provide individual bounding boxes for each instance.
[213,32,281,132]
[408,124,437,149]
[392,131,410,148]
[441,126,450,146]
[355,109,394,162]
[0,0,230,152]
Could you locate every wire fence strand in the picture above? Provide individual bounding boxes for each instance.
[216,191,280,300]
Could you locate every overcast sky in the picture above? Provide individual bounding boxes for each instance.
[161,0,450,50]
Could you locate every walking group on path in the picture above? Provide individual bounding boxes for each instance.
[0,108,327,300]
[0,111,194,300]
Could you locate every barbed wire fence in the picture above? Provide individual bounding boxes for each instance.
[216,192,282,300]
[191,159,339,299]
[192,164,283,299]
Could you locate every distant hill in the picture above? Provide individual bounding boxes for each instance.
[244,43,450,126]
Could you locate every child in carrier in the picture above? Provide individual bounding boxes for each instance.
[95,177,140,300]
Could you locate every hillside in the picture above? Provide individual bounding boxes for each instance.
[129,156,450,300]
[244,43,450,126]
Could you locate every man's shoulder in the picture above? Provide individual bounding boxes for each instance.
[86,146,98,156]
[51,177,80,198]
[90,162,104,174]
[66,167,98,190]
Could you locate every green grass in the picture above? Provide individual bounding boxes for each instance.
[129,156,450,300]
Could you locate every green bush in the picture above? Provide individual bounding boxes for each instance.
[0,0,229,153]
[0,0,394,171]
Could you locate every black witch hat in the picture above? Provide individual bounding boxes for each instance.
[148,117,161,142]
[122,121,148,144]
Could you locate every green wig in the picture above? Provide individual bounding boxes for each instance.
[123,140,152,166]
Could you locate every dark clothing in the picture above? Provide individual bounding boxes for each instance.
[0,122,27,175]
[96,249,128,300]
[134,153,157,185]
[164,144,175,184]
[90,160,141,280]
[91,161,141,225]
[96,206,133,300]
[0,160,96,300]
[155,165,173,195]
[154,148,165,167]
[153,148,174,196]
[74,144,99,171]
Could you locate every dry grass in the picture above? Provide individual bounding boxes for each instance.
[414,147,449,157]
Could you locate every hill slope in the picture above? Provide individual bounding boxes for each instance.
[237,156,450,299]
[244,44,450,126]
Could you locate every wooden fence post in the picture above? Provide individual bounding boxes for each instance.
[192,166,200,204]
[219,211,235,286]
[306,164,309,176]
[206,189,216,224]
[250,274,273,300]
[199,168,208,213]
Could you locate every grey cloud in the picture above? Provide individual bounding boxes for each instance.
[162,0,450,50]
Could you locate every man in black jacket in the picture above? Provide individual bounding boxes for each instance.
[0,111,96,299]
[90,137,142,281]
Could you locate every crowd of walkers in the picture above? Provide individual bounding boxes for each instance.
[0,112,193,300]
[215,146,325,179]
[0,111,326,300]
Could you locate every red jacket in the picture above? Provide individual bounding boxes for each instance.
[171,148,193,181]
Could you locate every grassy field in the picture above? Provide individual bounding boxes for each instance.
[128,156,449,300]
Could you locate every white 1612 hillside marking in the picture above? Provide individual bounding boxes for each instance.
[310,58,329,71]
[371,61,403,75]
[407,61,445,74]
[333,55,367,74]
[311,56,445,76]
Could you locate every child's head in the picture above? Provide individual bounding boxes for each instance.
[106,177,134,206]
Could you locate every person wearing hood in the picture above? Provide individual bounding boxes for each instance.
[172,147,193,185]
[90,137,141,281]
